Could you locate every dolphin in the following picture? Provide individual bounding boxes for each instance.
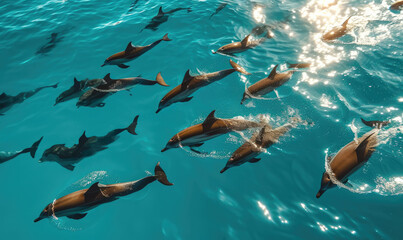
[220,118,300,173]
[34,162,172,222]
[127,0,141,13]
[142,7,191,31]
[0,137,43,165]
[390,1,403,10]
[322,16,352,41]
[209,3,228,19]
[77,73,168,108]
[213,33,272,55]
[54,77,104,106]
[316,118,390,198]
[101,33,171,68]
[36,33,63,55]
[156,60,250,113]
[241,65,295,104]
[39,115,139,171]
[161,110,263,153]
[286,62,311,69]
[0,83,58,115]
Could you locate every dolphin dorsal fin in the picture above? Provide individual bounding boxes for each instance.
[241,34,251,47]
[84,182,104,201]
[103,73,112,83]
[158,6,164,15]
[181,69,192,88]
[342,16,352,27]
[73,77,81,89]
[355,132,375,162]
[0,93,7,99]
[268,65,279,79]
[125,42,135,53]
[202,110,218,129]
[78,131,88,146]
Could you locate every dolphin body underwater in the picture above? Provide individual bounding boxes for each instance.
[39,116,139,170]
[161,110,263,153]
[322,16,352,41]
[54,77,105,106]
[142,7,191,31]
[77,73,168,108]
[316,118,390,198]
[213,33,272,56]
[101,33,171,68]
[156,60,250,113]
[0,83,58,115]
[241,65,295,104]
[220,118,301,173]
[36,33,63,55]
[0,137,43,164]
[209,3,228,19]
[34,162,173,222]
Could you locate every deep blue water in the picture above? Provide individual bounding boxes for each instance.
[0,0,402,239]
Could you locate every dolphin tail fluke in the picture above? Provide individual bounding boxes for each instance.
[229,59,251,75]
[154,162,173,186]
[22,136,43,158]
[127,115,139,135]
[361,118,390,129]
[156,72,169,86]
[162,33,171,41]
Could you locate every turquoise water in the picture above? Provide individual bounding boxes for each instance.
[1,0,402,239]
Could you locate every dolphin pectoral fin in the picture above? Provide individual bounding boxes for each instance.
[61,163,75,171]
[179,97,193,102]
[192,143,204,147]
[67,213,87,220]
[249,158,261,163]
[190,147,202,154]
[118,64,130,69]
[202,110,218,129]
[355,132,375,162]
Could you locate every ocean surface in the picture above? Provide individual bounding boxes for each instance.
[0,0,402,239]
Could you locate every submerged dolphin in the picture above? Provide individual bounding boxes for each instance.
[209,3,228,19]
[55,77,104,106]
[241,65,295,104]
[0,137,43,164]
[161,110,263,153]
[142,7,191,31]
[39,115,139,170]
[77,73,168,108]
[287,62,311,69]
[322,16,352,41]
[34,162,173,222]
[221,118,300,173]
[101,33,171,68]
[316,118,390,198]
[213,33,272,55]
[156,60,250,113]
[36,33,63,55]
[0,83,58,115]
[390,1,403,10]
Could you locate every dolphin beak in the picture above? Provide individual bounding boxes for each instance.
[161,147,168,152]
[38,159,43,163]
[34,217,41,222]
[316,190,325,199]
[211,50,217,54]
[156,109,161,113]
[101,64,106,67]
[220,167,229,173]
